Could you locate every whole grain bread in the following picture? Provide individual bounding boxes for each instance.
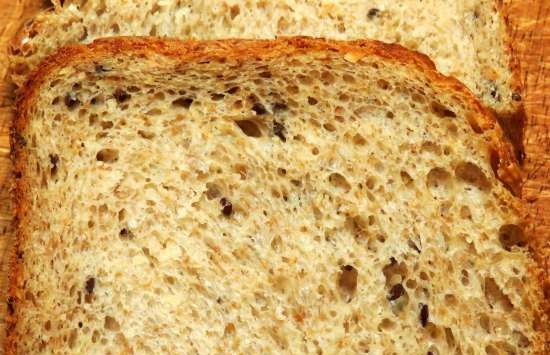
[7,37,546,354]
[11,0,522,122]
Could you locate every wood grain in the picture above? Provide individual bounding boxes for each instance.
[505,0,550,301]
[0,0,547,350]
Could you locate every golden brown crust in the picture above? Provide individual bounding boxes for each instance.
[7,36,535,353]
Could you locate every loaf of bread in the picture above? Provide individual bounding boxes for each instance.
[7,37,545,354]
[10,0,522,121]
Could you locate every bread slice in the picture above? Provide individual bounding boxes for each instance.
[10,0,522,122]
[8,37,545,354]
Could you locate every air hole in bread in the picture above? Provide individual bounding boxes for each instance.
[353,133,366,145]
[270,235,282,251]
[328,173,351,192]
[346,215,368,239]
[119,228,134,239]
[498,224,525,251]
[323,123,336,132]
[426,167,452,190]
[236,119,263,137]
[224,323,236,337]
[137,130,155,139]
[514,331,530,348]
[377,79,390,90]
[277,168,287,176]
[100,121,113,130]
[64,92,80,109]
[298,74,313,85]
[400,171,413,187]
[444,294,458,307]
[211,93,225,101]
[113,88,131,103]
[342,74,355,83]
[104,316,120,331]
[321,71,335,85]
[484,277,513,311]
[117,209,126,222]
[461,269,470,285]
[96,148,119,163]
[455,162,491,190]
[307,97,318,105]
[431,101,456,118]
[378,318,395,331]
[365,176,376,190]
[145,108,162,116]
[338,265,358,302]
[68,329,78,348]
[91,330,100,343]
[383,258,407,287]
[421,141,441,155]
[479,313,491,333]
[110,23,120,34]
[259,70,272,79]
[234,164,248,179]
[485,345,499,355]
[172,97,193,108]
[405,279,417,289]
[460,205,472,219]
[226,86,240,95]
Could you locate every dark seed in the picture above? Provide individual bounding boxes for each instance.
[85,277,95,294]
[368,8,380,19]
[252,102,268,115]
[272,102,288,112]
[113,88,131,103]
[512,92,522,101]
[7,297,15,315]
[273,121,286,142]
[78,322,83,328]
[220,198,233,216]
[64,92,80,109]
[420,303,429,327]
[427,352,434,355]
[387,284,405,301]
[172,97,193,108]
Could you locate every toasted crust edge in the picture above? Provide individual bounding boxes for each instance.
[6,36,545,354]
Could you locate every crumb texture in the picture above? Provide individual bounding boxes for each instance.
[9,40,542,354]
[10,0,519,116]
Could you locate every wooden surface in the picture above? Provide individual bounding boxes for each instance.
[0,0,548,348]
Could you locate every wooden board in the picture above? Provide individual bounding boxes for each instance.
[0,0,548,350]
